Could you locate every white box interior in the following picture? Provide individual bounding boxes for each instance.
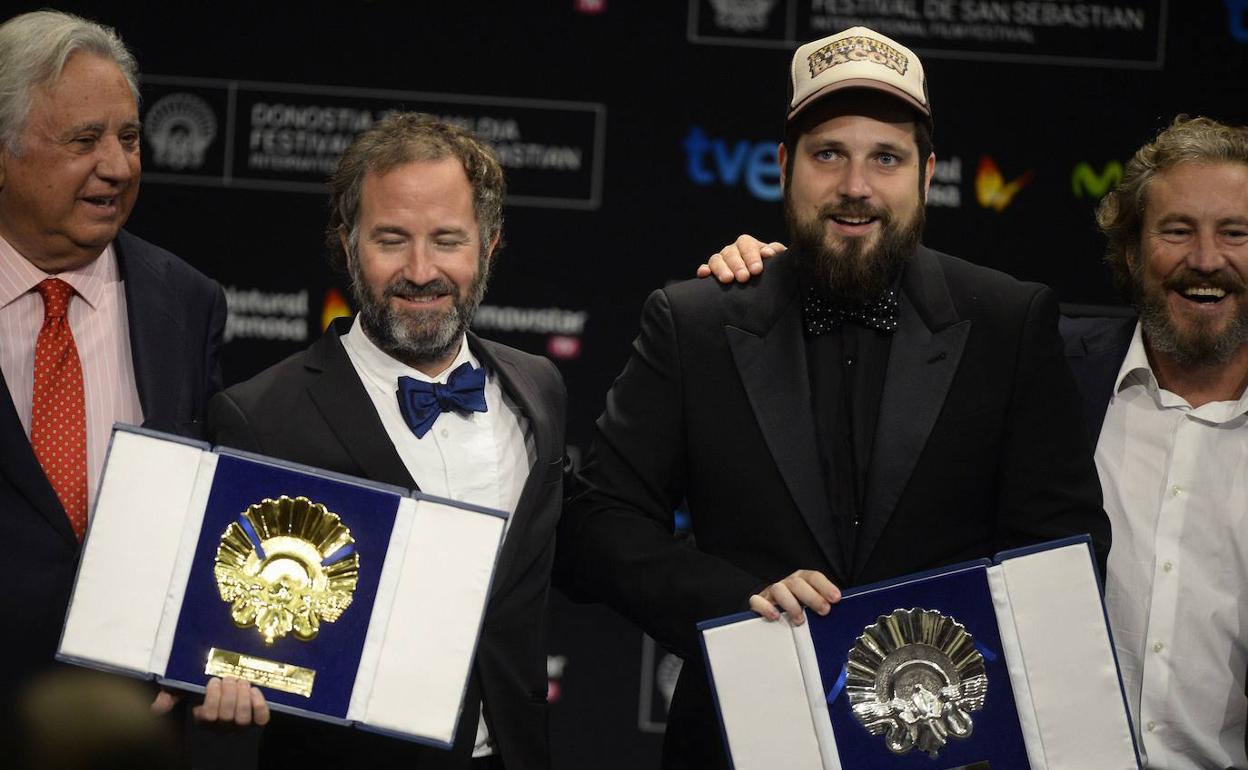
[360,497,505,743]
[1001,544,1138,769]
[988,563,1049,769]
[59,430,209,674]
[792,620,842,769]
[348,495,416,722]
[702,615,825,770]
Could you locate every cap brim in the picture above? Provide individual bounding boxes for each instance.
[788,79,931,125]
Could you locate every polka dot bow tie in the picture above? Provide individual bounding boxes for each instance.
[802,288,900,335]
[396,362,489,438]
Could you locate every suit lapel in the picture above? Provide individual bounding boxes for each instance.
[724,255,846,580]
[0,368,77,545]
[1063,316,1135,445]
[305,320,416,489]
[468,333,557,600]
[855,249,969,577]
[115,231,185,432]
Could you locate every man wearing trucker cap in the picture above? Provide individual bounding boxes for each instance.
[555,26,1107,768]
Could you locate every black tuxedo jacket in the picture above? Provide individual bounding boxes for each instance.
[556,246,1108,769]
[1060,314,1136,444]
[207,319,566,770]
[0,230,225,692]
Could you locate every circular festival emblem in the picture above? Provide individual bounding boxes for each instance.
[845,608,988,758]
[214,496,359,645]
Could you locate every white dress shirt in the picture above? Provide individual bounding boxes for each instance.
[1099,323,1248,770]
[340,316,533,757]
[0,236,144,509]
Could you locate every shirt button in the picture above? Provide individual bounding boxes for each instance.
[1162,561,1173,573]
[845,356,856,367]
[1153,642,1164,653]
[1146,721,1156,732]
[1171,485,1182,497]
[440,428,449,438]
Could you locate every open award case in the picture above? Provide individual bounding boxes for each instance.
[57,426,507,748]
[698,537,1141,770]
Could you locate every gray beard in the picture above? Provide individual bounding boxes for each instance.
[348,253,490,370]
[1137,292,1248,368]
[1133,260,1248,368]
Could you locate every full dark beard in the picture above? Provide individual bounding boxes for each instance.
[348,254,491,369]
[1135,265,1248,367]
[785,196,924,303]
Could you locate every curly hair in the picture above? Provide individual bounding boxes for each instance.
[1097,116,1248,300]
[326,112,505,272]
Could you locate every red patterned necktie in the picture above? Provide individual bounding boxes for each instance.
[31,278,87,540]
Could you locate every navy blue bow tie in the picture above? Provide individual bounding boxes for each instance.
[396,362,488,438]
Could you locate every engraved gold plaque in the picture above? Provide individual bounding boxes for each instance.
[213,495,359,646]
[206,647,316,697]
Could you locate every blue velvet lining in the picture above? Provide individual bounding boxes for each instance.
[163,454,400,719]
[807,565,1030,768]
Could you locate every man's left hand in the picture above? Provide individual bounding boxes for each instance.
[697,234,787,283]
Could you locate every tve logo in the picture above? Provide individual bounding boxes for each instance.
[684,127,781,201]
[1229,0,1248,42]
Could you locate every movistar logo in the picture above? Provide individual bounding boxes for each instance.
[1071,161,1123,199]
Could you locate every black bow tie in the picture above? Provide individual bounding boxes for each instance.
[803,289,899,335]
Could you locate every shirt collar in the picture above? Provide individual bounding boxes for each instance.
[1113,320,1248,421]
[1113,322,1155,395]
[0,234,117,311]
[343,315,479,388]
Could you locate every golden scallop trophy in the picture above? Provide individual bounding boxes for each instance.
[205,495,360,697]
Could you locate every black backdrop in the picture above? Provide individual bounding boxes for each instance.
[17,1,1247,765]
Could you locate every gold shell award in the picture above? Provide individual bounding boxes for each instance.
[206,495,360,696]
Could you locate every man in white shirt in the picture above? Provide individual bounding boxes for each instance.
[1062,115,1248,770]
[208,113,567,770]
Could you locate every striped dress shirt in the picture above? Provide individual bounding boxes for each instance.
[0,235,144,510]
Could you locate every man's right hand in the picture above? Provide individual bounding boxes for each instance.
[696,234,788,283]
[748,569,840,625]
[152,677,270,727]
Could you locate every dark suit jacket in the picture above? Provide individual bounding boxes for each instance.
[555,246,1109,769]
[0,229,225,693]
[206,319,566,770]
[1060,314,1136,444]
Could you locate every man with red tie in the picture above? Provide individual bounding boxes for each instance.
[0,11,259,730]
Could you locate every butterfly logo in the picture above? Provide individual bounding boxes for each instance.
[975,156,1033,212]
[321,287,352,331]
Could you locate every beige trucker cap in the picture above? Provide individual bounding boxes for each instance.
[788,26,931,125]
